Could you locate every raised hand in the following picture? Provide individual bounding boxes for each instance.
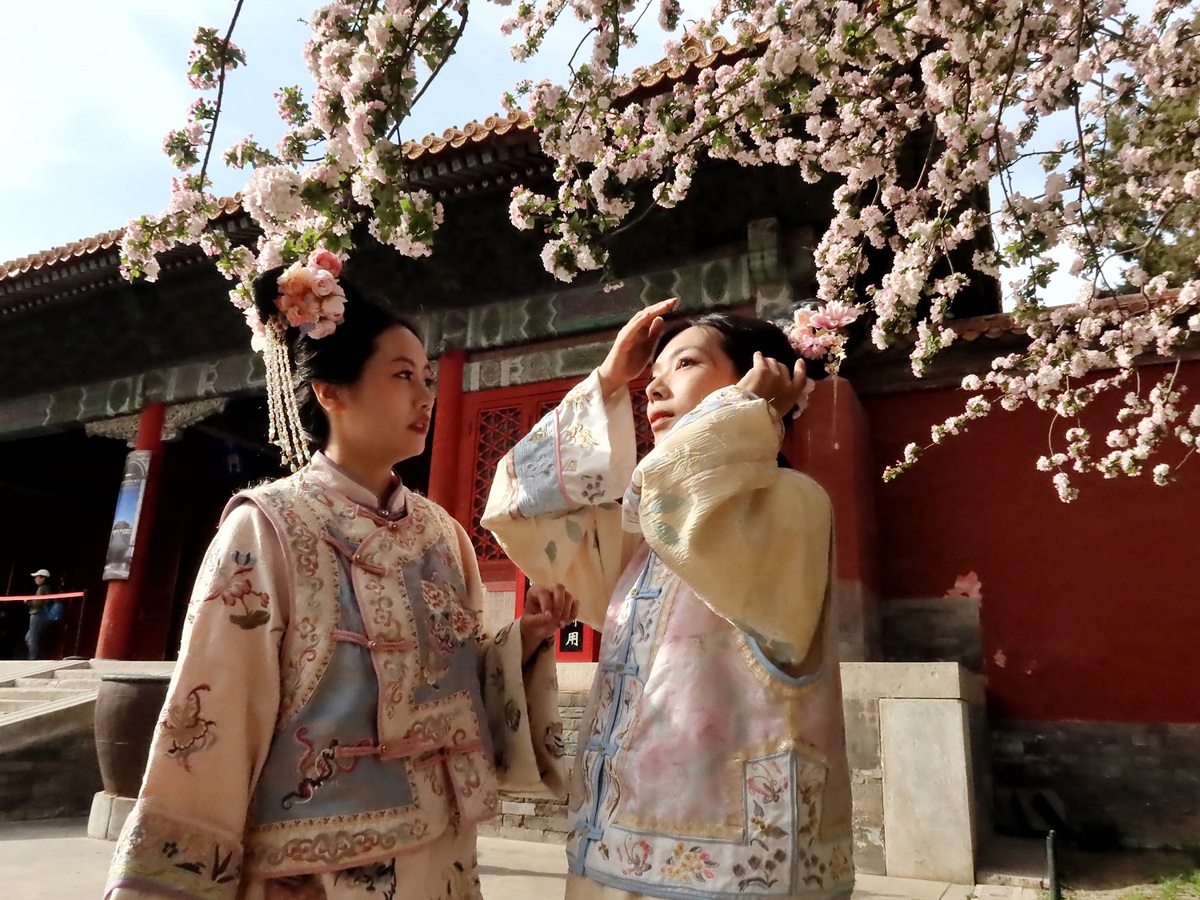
[519,582,580,662]
[596,297,678,400]
[737,351,809,418]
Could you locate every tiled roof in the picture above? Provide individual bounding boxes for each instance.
[0,196,243,284]
[620,34,745,95]
[393,34,746,162]
[399,110,534,161]
[0,229,124,282]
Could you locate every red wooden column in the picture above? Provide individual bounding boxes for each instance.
[96,402,165,660]
[787,377,880,661]
[428,348,467,517]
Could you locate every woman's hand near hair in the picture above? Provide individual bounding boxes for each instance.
[519,583,580,663]
[596,297,678,400]
[738,351,809,418]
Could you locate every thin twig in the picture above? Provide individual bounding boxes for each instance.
[197,0,248,190]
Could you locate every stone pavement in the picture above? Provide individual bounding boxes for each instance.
[0,817,1041,900]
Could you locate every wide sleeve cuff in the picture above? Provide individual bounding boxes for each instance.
[483,371,642,622]
[105,800,244,900]
[481,623,567,800]
[622,385,783,531]
[498,369,637,520]
[106,503,286,899]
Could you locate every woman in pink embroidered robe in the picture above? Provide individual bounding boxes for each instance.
[484,304,855,900]
[106,277,570,900]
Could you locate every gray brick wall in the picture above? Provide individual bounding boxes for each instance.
[991,720,1200,849]
[882,598,982,672]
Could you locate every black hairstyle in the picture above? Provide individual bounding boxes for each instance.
[252,267,422,451]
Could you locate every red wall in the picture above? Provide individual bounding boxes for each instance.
[862,362,1200,724]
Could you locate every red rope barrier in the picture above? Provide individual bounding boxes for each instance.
[0,592,86,603]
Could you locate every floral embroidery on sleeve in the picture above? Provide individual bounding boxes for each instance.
[544,722,565,758]
[108,803,245,900]
[162,684,216,771]
[167,842,240,887]
[562,384,594,410]
[561,423,598,448]
[202,550,272,630]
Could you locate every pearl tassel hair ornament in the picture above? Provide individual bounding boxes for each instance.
[262,317,312,471]
[249,250,346,471]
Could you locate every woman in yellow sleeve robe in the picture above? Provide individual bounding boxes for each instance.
[484,301,854,900]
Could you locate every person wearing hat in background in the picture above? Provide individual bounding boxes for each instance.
[25,569,53,660]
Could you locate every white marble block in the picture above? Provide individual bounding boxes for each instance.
[880,697,976,884]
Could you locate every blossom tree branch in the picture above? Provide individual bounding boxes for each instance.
[120,0,1200,499]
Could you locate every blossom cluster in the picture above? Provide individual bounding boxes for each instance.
[122,0,1200,498]
[498,0,1200,500]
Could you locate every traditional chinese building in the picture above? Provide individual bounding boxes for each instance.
[0,77,1196,863]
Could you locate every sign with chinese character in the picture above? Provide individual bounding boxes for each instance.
[558,620,585,653]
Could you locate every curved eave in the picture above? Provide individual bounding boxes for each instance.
[0,207,255,314]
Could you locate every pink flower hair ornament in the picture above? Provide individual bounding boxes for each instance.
[782,300,862,367]
[272,249,346,339]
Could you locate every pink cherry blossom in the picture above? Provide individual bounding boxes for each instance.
[944,572,983,600]
[811,300,861,331]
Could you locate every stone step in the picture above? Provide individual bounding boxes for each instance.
[0,698,45,713]
[0,688,97,703]
[13,677,96,690]
[51,669,104,680]
[0,691,97,755]
[89,661,177,678]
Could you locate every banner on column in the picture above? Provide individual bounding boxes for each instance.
[103,450,152,581]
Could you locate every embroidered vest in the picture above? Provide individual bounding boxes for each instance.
[567,548,855,899]
[229,472,499,877]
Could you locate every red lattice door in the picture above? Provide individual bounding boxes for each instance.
[457,378,579,584]
[629,376,655,460]
[464,403,526,572]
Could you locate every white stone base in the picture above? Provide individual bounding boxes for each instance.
[556,662,598,693]
[88,791,135,841]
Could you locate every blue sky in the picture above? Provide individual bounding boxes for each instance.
[0,0,685,264]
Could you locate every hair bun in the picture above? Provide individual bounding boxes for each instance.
[251,266,286,330]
